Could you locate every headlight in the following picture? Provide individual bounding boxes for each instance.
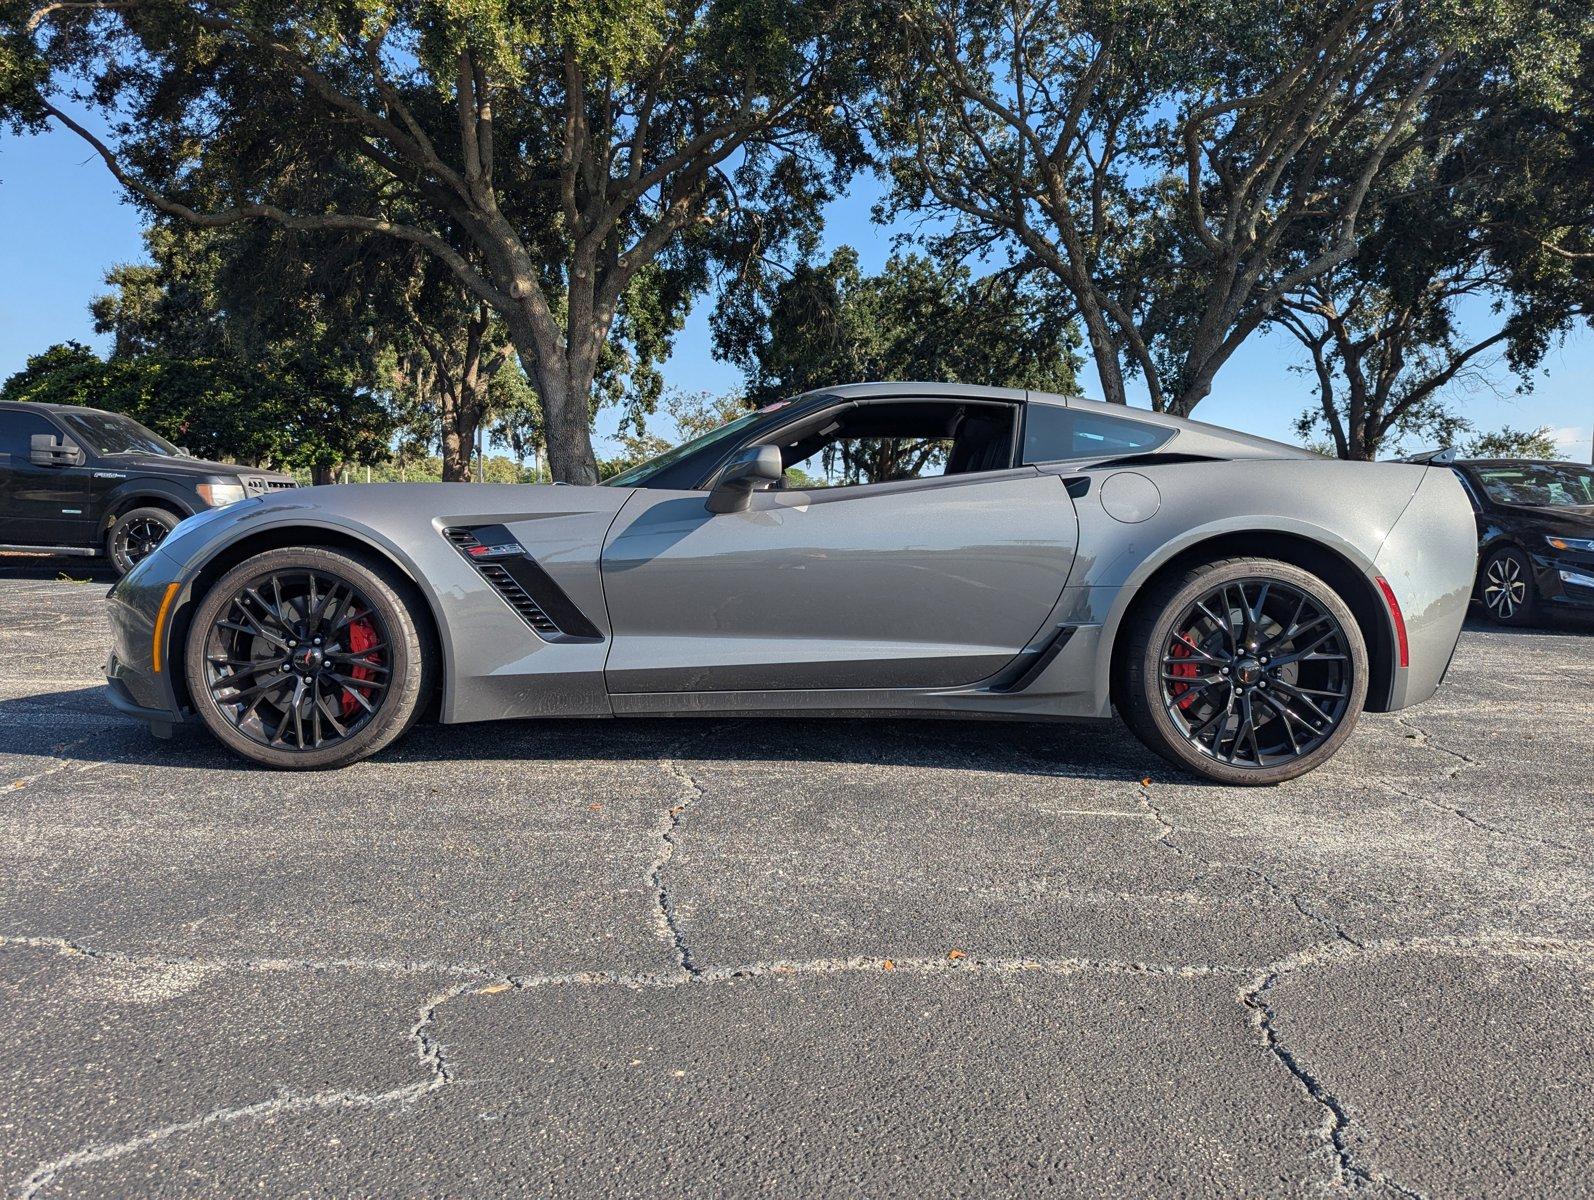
[196,481,247,507]
[1545,535,1594,553]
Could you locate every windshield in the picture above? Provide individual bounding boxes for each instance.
[602,410,766,488]
[58,411,182,457]
[1473,463,1594,508]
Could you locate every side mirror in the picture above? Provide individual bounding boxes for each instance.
[706,444,783,514]
[30,432,85,468]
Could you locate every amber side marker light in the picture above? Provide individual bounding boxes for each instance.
[151,582,181,673]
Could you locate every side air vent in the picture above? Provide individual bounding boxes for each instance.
[444,526,603,643]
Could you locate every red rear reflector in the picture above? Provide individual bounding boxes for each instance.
[1374,576,1410,669]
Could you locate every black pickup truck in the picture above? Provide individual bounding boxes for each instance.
[0,400,295,575]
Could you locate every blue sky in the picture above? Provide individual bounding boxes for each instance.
[4,124,1590,461]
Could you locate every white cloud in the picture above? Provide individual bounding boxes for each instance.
[1550,426,1592,462]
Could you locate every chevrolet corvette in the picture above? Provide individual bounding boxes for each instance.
[104,383,1477,784]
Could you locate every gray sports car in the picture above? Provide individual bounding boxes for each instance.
[104,383,1476,784]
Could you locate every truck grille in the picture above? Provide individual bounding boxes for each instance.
[242,476,297,497]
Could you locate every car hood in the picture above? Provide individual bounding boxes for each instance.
[1500,504,1594,534]
[96,452,292,480]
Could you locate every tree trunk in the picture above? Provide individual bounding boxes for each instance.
[311,464,336,486]
[525,351,600,486]
[439,420,468,478]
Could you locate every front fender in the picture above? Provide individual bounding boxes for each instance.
[100,477,200,528]
[131,486,631,725]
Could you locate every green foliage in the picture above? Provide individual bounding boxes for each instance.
[6,0,872,481]
[600,387,748,477]
[874,0,1591,415]
[1282,17,1593,460]
[0,342,392,472]
[1463,426,1560,460]
[328,453,543,485]
[715,248,1080,404]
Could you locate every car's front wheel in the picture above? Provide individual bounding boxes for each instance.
[1478,545,1537,626]
[1120,558,1369,786]
[106,507,179,576]
[183,546,432,769]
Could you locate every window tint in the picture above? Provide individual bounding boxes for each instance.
[1472,463,1594,508]
[0,410,61,458]
[776,402,1016,489]
[57,410,179,457]
[1021,404,1172,463]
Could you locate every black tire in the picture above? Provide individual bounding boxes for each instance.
[1478,545,1538,626]
[1120,558,1369,786]
[183,546,433,769]
[106,506,180,576]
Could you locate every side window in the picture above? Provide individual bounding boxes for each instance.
[1021,405,1172,463]
[776,401,1017,490]
[0,411,61,459]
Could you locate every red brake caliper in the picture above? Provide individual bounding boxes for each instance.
[340,616,379,717]
[1168,638,1199,709]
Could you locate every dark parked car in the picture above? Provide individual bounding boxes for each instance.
[1447,457,1594,624]
[0,401,295,575]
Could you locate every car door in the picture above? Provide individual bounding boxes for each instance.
[0,409,90,546]
[599,456,1080,697]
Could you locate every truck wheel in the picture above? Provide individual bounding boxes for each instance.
[107,507,179,576]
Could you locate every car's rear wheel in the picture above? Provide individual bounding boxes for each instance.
[107,507,179,576]
[183,547,432,769]
[1478,545,1537,625]
[1121,558,1369,786]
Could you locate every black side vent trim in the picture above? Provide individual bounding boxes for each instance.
[988,625,1078,693]
[444,526,604,643]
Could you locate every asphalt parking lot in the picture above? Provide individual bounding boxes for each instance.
[1,560,1590,1198]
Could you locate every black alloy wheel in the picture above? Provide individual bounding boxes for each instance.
[200,566,390,751]
[108,507,179,576]
[1479,546,1536,625]
[184,547,431,769]
[1122,558,1369,785]
[1161,579,1352,765]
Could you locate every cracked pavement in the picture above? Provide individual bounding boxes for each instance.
[1,562,1591,1197]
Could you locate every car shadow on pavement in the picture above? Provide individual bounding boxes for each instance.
[1,684,1167,783]
[0,556,115,584]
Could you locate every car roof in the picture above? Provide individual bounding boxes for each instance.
[0,400,109,416]
[802,381,1312,459]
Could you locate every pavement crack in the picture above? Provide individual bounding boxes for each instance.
[1234,933,1594,1200]
[1136,780,1182,854]
[1241,967,1426,1200]
[650,750,707,978]
[1394,715,1479,779]
[15,978,476,1200]
[1136,784,1364,945]
[1374,775,1578,856]
[1238,867,1363,949]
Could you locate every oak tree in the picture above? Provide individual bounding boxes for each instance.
[7,0,868,481]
